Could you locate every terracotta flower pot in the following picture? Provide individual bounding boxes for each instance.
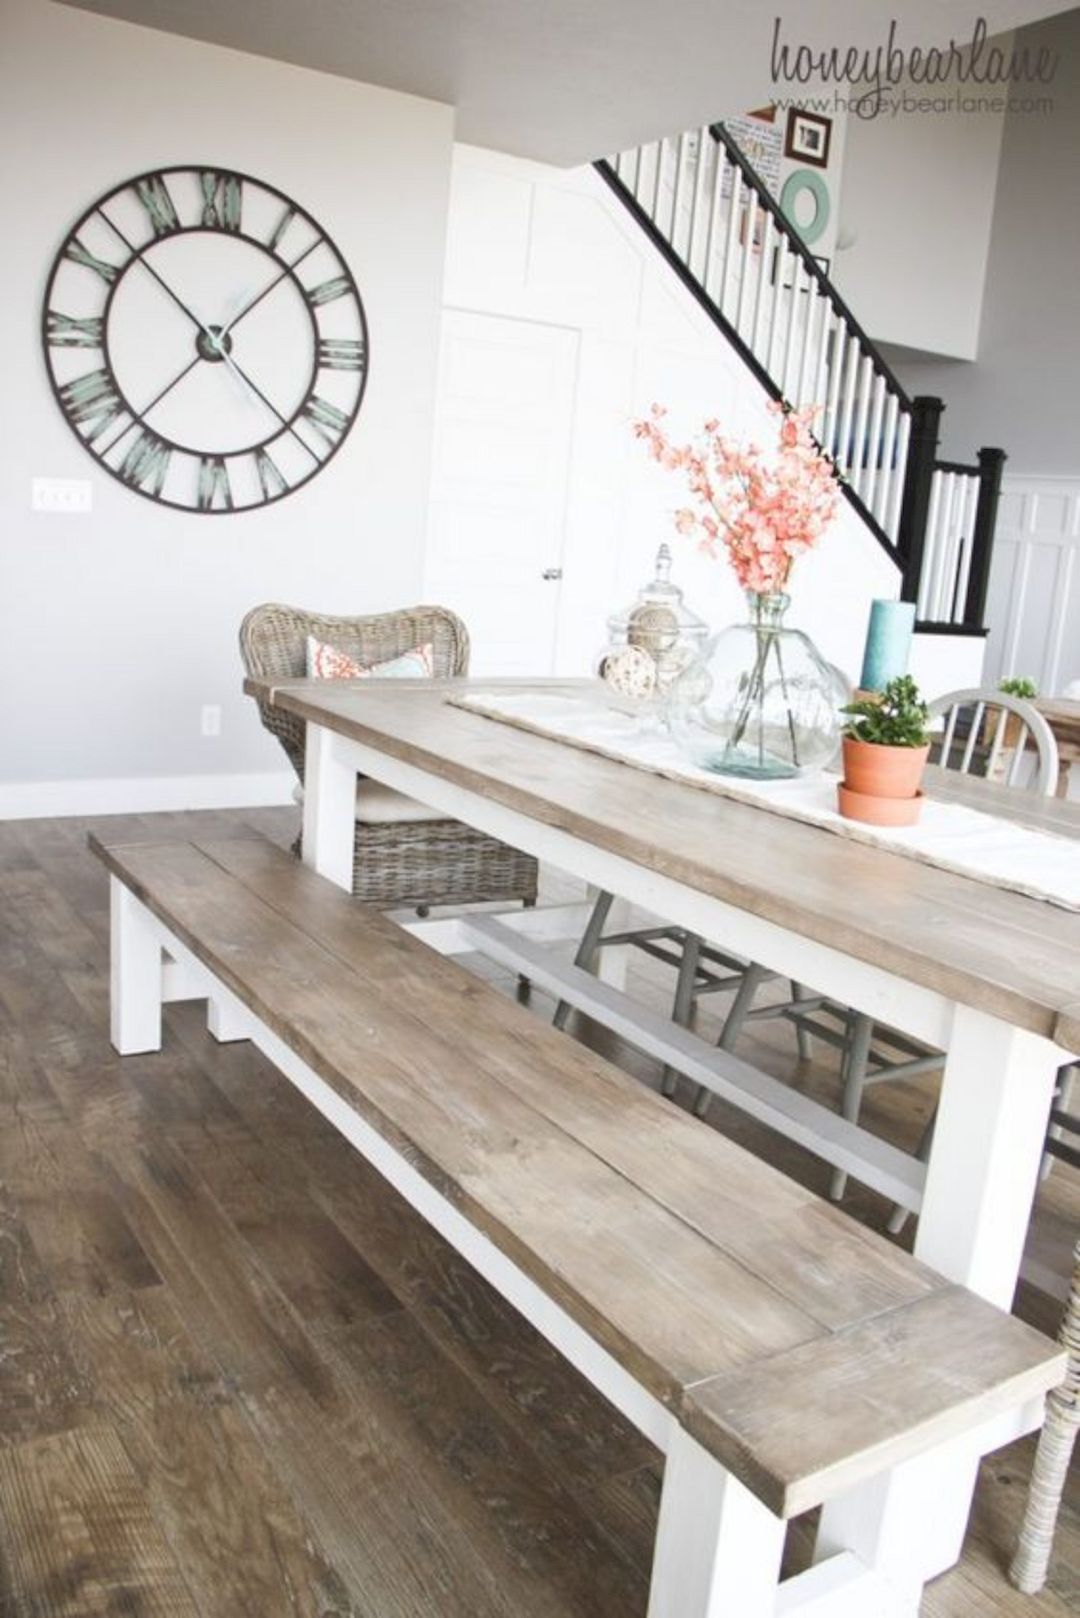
[841,737,929,801]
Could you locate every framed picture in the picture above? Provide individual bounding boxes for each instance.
[784,108,832,169]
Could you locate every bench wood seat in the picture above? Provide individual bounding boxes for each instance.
[90,832,1064,1529]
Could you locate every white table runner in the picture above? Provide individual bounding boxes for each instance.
[453,689,1080,912]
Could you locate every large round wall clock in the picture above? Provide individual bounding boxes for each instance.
[41,166,369,513]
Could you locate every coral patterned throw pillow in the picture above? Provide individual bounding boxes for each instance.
[306,637,434,680]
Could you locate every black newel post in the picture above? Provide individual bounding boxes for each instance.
[964,446,1007,631]
[896,395,945,612]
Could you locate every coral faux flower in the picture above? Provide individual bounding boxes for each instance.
[632,402,841,592]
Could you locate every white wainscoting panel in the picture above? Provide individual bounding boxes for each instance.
[984,476,1080,694]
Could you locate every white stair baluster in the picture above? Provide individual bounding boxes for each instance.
[849,354,874,500]
[701,145,727,303]
[863,372,886,517]
[780,257,803,400]
[735,193,758,337]
[919,472,946,619]
[751,213,776,367]
[686,127,711,282]
[873,393,899,526]
[822,320,847,460]
[671,131,690,255]
[885,410,911,541]
[718,167,743,321]
[651,138,668,231]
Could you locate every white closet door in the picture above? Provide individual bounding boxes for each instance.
[424,310,579,675]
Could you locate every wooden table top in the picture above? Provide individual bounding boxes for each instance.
[245,676,1080,1046]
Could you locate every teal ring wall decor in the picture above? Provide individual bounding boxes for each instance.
[779,169,830,248]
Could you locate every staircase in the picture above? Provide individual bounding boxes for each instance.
[595,122,1004,636]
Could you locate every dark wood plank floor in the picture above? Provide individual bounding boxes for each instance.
[0,808,1075,1617]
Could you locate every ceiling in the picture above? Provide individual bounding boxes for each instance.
[57,0,1073,164]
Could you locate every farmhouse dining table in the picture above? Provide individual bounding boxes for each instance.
[243,671,1080,1582]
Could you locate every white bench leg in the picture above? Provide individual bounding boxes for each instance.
[110,877,163,1055]
[648,1426,784,1618]
[207,996,253,1043]
[814,1450,942,1614]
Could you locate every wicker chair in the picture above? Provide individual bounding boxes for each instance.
[239,603,538,909]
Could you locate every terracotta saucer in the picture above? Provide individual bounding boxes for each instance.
[837,783,925,827]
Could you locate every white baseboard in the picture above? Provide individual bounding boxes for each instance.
[0,770,296,821]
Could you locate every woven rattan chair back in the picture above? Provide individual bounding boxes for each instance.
[239,603,470,783]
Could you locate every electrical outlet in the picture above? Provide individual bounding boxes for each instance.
[32,476,92,513]
[200,705,222,738]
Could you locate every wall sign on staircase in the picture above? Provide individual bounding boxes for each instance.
[42,166,369,513]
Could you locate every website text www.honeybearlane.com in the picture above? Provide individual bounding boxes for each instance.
[769,15,1058,118]
[772,90,1054,119]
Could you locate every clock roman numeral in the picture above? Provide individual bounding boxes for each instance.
[118,428,172,498]
[134,173,181,238]
[199,170,242,231]
[58,368,125,442]
[304,275,352,308]
[63,235,122,283]
[317,338,365,372]
[300,395,349,448]
[197,456,233,512]
[46,312,105,349]
[253,447,288,501]
[267,205,297,253]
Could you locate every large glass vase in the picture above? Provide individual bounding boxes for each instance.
[669,591,849,779]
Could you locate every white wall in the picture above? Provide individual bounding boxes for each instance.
[0,0,453,811]
[429,145,901,689]
[886,10,1080,472]
[832,68,1007,360]
[982,475,1080,695]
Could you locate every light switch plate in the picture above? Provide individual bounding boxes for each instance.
[32,476,92,514]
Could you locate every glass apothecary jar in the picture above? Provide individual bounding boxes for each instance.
[597,545,709,716]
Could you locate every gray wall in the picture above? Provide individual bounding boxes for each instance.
[0,0,453,802]
[891,8,1080,473]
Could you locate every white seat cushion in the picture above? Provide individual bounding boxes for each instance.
[292,781,446,825]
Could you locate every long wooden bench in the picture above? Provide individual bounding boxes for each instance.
[91,831,1066,1618]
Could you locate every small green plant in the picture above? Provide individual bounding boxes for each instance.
[842,675,930,748]
[999,675,1038,700]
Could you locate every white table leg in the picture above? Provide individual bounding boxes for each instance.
[110,878,162,1054]
[302,722,356,891]
[648,1426,784,1618]
[916,1003,1060,1307]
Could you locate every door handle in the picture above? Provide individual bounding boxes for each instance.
[542,567,563,581]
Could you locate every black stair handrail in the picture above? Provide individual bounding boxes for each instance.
[709,121,914,414]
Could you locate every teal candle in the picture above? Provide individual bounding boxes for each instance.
[860,599,916,692]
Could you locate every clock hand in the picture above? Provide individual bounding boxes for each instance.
[96,207,215,340]
[218,351,321,466]
[95,352,204,458]
[221,238,321,336]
